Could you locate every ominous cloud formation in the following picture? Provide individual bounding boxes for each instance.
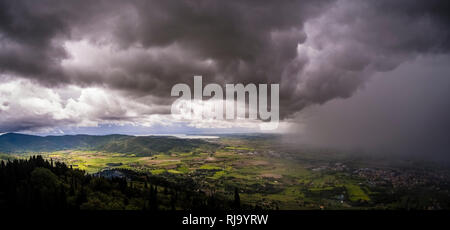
[288,55,450,159]
[283,0,450,116]
[0,0,450,156]
[0,0,331,93]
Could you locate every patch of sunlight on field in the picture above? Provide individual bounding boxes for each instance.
[199,164,222,170]
[210,170,226,179]
[150,169,165,175]
[176,165,191,173]
[345,184,370,202]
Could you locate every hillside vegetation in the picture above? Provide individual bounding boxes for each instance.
[0,133,218,156]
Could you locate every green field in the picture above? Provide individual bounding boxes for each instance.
[14,148,361,209]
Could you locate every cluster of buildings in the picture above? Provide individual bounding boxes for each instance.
[353,167,448,189]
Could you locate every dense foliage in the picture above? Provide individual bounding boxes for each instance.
[0,156,242,210]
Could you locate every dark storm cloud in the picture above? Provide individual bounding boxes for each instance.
[280,0,450,118]
[288,55,450,160]
[62,0,334,102]
[0,0,125,84]
[0,0,333,97]
[0,0,450,129]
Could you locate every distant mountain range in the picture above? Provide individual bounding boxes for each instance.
[0,133,218,156]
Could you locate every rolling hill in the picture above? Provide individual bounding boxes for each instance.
[0,133,218,156]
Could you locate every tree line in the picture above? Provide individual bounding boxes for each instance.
[0,156,245,210]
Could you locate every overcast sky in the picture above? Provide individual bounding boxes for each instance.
[0,0,449,155]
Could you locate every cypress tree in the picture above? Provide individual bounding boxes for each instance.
[234,187,240,209]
